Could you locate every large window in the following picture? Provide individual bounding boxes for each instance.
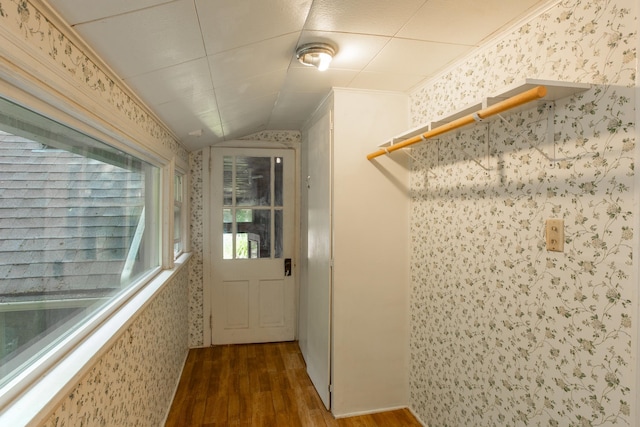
[0,97,161,390]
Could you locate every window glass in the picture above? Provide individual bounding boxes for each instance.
[274,209,283,258]
[234,156,271,207]
[236,209,270,259]
[274,156,283,207]
[223,156,232,206]
[0,97,160,389]
[174,174,183,258]
[223,208,232,260]
[221,155,283,260]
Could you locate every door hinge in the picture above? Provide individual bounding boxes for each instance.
[208,155,212,173]
[209,314,213,330]
[329,384,333,393]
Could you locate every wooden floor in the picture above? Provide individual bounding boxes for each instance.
[165,342,422,426]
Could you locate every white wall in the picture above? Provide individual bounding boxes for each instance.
[331,88,410,416]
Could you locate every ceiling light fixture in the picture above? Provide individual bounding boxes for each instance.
[296,43,336,71]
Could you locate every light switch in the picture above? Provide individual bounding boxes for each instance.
[546,219,564,252]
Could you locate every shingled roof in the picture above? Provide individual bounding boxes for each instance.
[0,131,144,303]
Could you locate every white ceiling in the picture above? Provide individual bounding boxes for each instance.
[47,0,553,151]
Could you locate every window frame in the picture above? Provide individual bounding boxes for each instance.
[0,81,188,422]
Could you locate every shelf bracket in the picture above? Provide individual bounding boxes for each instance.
[496,103,576,165]
[450,123,493,171]
[402,146,437,178]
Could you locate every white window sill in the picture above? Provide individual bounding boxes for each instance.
[0,252,191,427]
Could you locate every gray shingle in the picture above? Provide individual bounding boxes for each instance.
[0,134,147,299]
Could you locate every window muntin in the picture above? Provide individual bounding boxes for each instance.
[0,97,161,390]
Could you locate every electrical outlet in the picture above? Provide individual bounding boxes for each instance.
[546,219,564,252]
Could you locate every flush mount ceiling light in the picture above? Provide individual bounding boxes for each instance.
[296,43,336,71]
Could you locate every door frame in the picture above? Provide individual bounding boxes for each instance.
[202,140,300,347]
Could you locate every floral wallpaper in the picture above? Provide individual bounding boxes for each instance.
[0,0,188,164]
[408,0,636,426]
[189,149,204,347]
[41,267,189,427]
[188,131,301,347]
[240,130,302,146]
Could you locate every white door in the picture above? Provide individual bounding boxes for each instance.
[305,109,333,409]
[210,147,295,344]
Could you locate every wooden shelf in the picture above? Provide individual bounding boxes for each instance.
[379,79,590,148]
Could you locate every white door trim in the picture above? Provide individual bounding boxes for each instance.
[203,147,213,347]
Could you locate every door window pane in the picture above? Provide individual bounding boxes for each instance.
[274,209,283,259]
[223,209,232,259]
[237,210,270,259]
[223,156,233,206]
[275,157,283,207]
[236,156,271,207]
[236,209,253,223]
[234,209,255,259]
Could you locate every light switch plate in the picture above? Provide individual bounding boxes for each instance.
[546,219,564,252]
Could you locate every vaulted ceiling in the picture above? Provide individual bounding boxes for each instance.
[47,0,553,151]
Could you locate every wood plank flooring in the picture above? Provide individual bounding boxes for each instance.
[165,342,422,426]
